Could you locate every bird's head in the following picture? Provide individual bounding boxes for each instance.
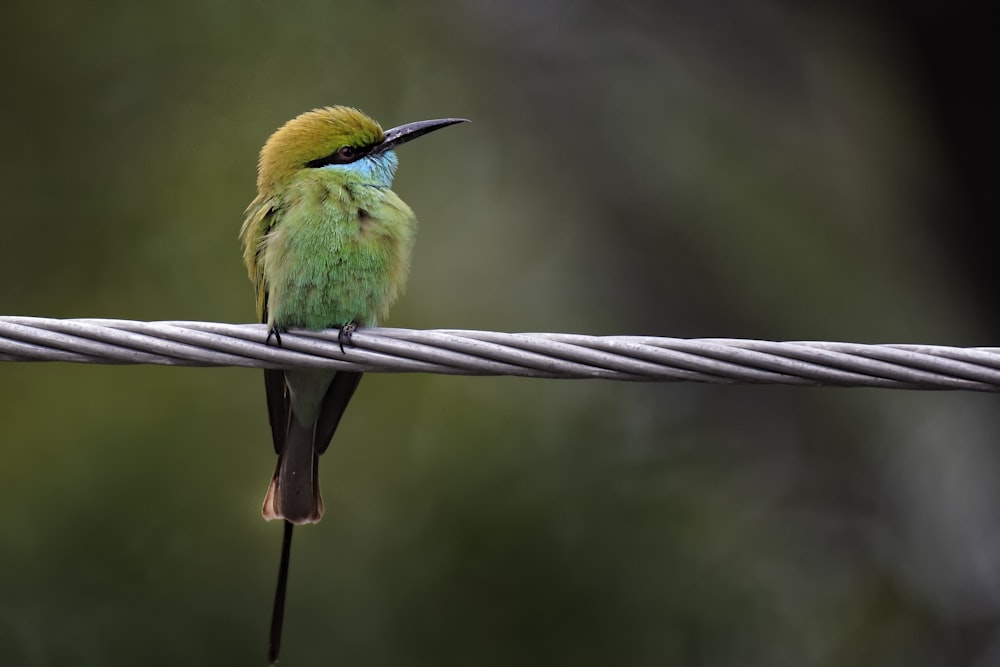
[256,106,467,194]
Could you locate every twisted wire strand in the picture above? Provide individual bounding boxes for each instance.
[2,316,1000,391]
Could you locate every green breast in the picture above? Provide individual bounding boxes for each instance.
[263,179,417,330]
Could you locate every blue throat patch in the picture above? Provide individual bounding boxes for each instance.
[320,150,399,187]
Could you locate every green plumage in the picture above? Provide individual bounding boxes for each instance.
[253,178,416,334]
[241,107,465,526]
[241,107,466,665]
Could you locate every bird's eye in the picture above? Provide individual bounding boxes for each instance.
[305,144,367,169]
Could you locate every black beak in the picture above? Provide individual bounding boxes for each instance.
[376,118,469,152]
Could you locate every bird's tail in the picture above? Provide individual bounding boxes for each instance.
[262,418,324,524]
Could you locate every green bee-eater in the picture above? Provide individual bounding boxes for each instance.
[240,106,467,663]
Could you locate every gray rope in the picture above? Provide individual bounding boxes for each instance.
[2,316,1000,391]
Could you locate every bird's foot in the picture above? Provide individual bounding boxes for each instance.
[338,321,358,354]
[266,325,286,347]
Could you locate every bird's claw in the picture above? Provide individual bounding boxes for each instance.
[338,321,358,354]
[266,326,285,347]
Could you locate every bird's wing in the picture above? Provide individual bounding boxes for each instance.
[241,195,290,454]
[240,194,279,322]
[263,369,290,455]
[314,371,363,455]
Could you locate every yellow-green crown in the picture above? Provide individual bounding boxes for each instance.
[256,106,384,193]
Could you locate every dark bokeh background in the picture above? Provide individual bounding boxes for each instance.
[2,1,999,665]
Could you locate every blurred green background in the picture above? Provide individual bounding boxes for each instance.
[3,1,1000,665]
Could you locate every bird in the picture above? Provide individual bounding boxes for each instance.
[239,106,467,664]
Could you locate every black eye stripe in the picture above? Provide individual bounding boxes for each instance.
[306,143,376,169]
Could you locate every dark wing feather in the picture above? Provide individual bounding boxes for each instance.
[314,371,363,454]
[264,369,290,455]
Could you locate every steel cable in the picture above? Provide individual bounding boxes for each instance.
[3,316,1000,391]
